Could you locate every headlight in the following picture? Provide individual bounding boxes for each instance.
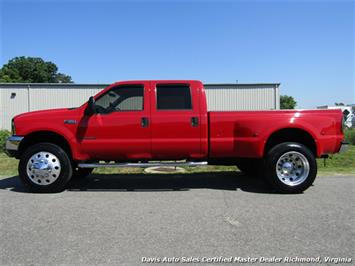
[11,119,16,135]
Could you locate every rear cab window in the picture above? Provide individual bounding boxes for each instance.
[156,84,192,110]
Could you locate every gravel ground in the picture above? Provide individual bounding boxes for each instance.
[0,172,354,265]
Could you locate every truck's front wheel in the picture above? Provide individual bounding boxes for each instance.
[264,142,317,193]
[19,143,73,193]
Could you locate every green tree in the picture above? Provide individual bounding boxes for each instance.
[280,95,297,109]
[0,56,73,83]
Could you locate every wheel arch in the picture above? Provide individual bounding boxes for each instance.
[18,131,73,159]
[264,127,318,157]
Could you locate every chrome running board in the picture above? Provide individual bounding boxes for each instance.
[78,161,208,168]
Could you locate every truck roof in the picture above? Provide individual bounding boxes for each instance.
[0,81,281,88]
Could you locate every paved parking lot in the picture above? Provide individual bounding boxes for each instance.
[0,172,354,265]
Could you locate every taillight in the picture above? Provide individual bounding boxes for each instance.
[341,115,346,133]
[11,118,16,135]
[338,109,347,134]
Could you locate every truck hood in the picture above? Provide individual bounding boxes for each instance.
[14,108,78,121]
[13,107,83,136]
[14,108,76,120]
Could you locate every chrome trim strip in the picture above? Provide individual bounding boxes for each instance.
[6,136,24,151]
[78,161,208,168]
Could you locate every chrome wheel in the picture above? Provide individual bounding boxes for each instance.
[276,151,309,186]
[26,151,61,185]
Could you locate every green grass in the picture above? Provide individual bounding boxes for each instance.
[0,146,354,177]
[317,145,355,175]
[0,152,18,176]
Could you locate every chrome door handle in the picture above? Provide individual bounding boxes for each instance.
[191,117,199,127]
[141,117,149,128]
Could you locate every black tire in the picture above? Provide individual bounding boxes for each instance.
[19,143,73,193]
[264,142,317,193]
[72,167,93,179]
[236,158,263,178]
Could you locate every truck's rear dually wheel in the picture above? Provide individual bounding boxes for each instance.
[19,143,73,193]
[264,142,317,193]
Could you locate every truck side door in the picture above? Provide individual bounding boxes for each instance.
[77,82,151,160]
[150,81,203,159]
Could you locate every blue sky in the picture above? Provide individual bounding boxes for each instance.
[0,0,354,108]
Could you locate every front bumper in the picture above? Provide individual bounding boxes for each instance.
[339,141,349,153]
[5,136,24,157]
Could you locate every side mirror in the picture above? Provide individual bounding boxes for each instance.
[85,96,97,116]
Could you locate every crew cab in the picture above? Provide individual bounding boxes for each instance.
[6,80,346,193]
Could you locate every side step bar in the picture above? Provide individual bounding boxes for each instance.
[78,161,208,168]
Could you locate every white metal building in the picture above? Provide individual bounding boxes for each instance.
[0,83,280,130]
[317,104,355,128]
[205,83,280,111]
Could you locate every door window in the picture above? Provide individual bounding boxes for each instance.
[156,84,192,110]
[95,85,144,113]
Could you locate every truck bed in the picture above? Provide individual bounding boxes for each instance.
[208,109,343,158]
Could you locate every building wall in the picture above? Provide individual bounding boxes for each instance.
[0,83,280,130]
[205,84,279,111]
[0,87,29,131]
[29,87,102,111]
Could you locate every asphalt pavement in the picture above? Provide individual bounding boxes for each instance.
[0,172,354,265]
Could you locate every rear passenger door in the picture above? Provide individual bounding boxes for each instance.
[150,81,201,159]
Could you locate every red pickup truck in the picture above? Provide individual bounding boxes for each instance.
[6,80,346,193]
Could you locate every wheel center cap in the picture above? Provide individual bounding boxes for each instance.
[281,162,293,175]
[32,159,48,170]
[32,159,52,177]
